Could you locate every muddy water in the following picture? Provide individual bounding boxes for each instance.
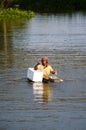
[0,13,86,130]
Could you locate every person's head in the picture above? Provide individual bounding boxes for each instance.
[41,56,48,66]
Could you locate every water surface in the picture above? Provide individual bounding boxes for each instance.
[0,13,86,130]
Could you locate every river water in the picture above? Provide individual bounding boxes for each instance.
[0,13,86,130]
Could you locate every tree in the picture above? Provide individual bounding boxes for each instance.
[0,0,12,8]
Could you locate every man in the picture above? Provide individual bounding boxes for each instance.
[34,56,57,83]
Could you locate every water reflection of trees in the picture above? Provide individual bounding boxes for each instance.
[0,20,13,68]
[0,19,26,68]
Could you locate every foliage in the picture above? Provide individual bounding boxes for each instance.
[0,0,13,8]
[0,8,35,20]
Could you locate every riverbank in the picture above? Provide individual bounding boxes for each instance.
[0,8,35,20]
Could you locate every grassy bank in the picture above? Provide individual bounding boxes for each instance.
[0,8,35,20]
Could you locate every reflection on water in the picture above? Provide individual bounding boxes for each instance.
[0,20,13,68]
[3,20,7,52]
[33,82,51,103]
[0,19,27,68]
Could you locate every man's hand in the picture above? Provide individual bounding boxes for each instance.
[34,59,41,70]
[54,71,57,75]
[52,70,57,75]
[37,59,41,64]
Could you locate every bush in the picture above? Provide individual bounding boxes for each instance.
[0,8,35,20]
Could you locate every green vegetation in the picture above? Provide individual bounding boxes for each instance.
[0,8,35,20]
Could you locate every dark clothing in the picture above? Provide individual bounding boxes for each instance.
[42,78,55,83]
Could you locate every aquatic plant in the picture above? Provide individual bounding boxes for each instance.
[0,8,35,20]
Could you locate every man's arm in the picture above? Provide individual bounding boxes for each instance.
[50,66,57,75]
[51,70,57,75]
[34,63,40,70]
